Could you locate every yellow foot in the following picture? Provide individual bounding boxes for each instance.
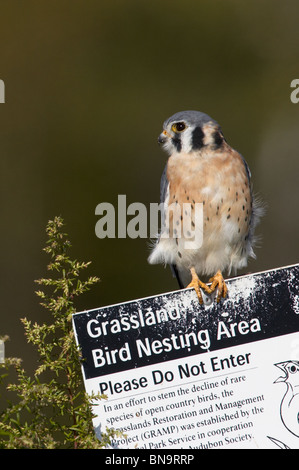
[208,270,228,303]
[187,268,204,304]
[187,268,227,304]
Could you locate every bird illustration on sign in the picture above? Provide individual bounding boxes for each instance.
[274,360,299,437]
[268,360,299,449]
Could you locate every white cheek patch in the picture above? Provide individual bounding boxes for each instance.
[180,127,194,153]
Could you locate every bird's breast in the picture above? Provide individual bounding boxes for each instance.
[165,148,253,253]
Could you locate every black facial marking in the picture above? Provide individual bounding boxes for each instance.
[192,126,205,150]
[213,131,223,148]
[171,136,182,152]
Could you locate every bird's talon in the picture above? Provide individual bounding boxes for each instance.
[188,268,227,304]
[209,270,228,302]
[187,279,204,304]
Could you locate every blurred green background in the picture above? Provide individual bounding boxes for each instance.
[1,0,299,367]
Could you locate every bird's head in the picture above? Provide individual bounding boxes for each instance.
[274,360,299,387]
[158,110,224,155]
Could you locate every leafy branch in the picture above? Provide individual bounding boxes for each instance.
[0,216,117,448]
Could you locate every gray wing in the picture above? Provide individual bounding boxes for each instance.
[239,153,264,244]
[160,164,184,289]
[160,164,168,204]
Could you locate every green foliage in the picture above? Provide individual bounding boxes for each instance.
[0,216,117,448]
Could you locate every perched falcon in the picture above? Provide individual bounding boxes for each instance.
[148,110,263,303]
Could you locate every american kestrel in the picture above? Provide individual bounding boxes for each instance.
[148,110,263,303]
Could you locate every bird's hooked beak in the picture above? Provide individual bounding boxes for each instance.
[274,362,288,383]
[158,129,171,144]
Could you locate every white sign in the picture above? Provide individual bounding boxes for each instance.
[72,264,299,449]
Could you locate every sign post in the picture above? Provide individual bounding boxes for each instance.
[72,264,299,449]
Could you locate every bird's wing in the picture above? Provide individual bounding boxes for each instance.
[239,152,264,240]
[160,164,184,289]
[240,154,252,181]
[160,164,168,204]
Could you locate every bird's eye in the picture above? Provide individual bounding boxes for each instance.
[172,122,186,133]
[288,365,298,374]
